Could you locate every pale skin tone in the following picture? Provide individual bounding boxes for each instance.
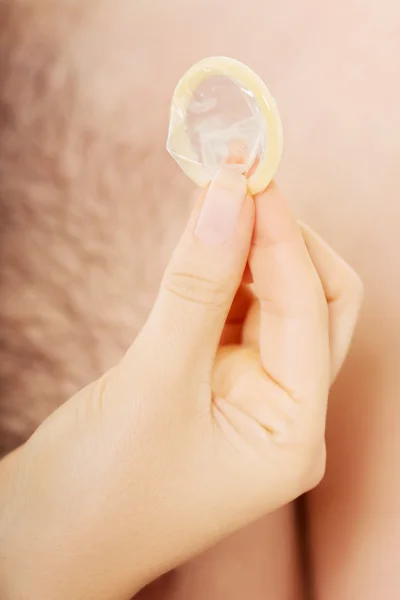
[0,1,399,599]
[0,170,362,599]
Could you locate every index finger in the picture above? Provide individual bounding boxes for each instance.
[249,183,330,404]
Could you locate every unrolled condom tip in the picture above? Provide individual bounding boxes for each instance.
[166,56,283,195]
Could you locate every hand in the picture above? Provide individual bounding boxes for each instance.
[0,171,363,600]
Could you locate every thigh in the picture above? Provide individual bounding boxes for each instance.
[274,2,400,597]
[137,508,303,600]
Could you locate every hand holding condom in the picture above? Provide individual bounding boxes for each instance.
[0,59,363,600]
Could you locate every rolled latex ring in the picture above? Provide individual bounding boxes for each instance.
[167,56,283,195]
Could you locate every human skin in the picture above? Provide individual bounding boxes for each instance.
[0,166,364,599]
[0,1,399,599]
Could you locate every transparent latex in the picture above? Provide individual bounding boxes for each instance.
[166,57,283,195]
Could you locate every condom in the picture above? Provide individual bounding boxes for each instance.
[166,56,283,195]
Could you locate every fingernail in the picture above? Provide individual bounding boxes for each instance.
[195,169,247,245]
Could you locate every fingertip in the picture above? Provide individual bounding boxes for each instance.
[189,171,254,248]
[252,182,300,248]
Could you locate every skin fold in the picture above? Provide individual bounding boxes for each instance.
[0,1,399,599]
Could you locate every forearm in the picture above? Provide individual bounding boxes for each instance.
[0,447,30,599]
[0,405,149,600]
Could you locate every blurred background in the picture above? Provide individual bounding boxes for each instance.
[1,1,400,599]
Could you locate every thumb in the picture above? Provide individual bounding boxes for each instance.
[146,170,254,359]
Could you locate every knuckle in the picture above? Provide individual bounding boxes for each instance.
[163,269,230,308]
[300,441,327,492]
[252,230,295,250]
[341,266,365,309]
[260,290,326,319]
